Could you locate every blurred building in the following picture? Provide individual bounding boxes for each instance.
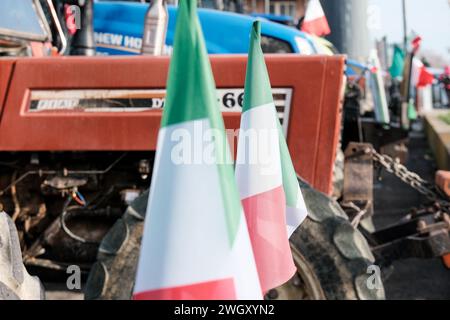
[321,0,370,60]
[200,0,307,20]
[245,0,307,19]
[200,0,371,60]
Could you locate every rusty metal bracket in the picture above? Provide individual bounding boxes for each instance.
[342,142,374,222]
[343,142,374,203]
[369,207,450,263]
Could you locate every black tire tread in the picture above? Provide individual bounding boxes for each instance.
[290,179,384,300]
[85,181,385,300]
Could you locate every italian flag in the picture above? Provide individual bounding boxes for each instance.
[411,57,434,88]
[301,0,331,37]
[368,49,390,124]
[235,21,308,293]
[133,0,262,300]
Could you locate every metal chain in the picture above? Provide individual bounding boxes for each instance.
[371,148,441,202]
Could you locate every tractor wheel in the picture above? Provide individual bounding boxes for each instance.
[0,212,45,300]
[85,180,385,300]
[84,191,148,300]
[268,179,385,300]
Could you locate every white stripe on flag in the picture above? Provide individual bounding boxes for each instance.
[134,118,261,299]
[235,102,282,199]
[305,0,327,21]
[286,185,308,237]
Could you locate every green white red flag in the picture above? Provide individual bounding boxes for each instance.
[411,57,434,88]
[133,0,262,300]
[301,0,331,36]
[235,21,308,293]
[368,49,390,124]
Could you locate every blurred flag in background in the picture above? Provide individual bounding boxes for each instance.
[389,45,405,79]
[301,0,331,37]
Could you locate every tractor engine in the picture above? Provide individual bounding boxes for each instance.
[0,152,152,273]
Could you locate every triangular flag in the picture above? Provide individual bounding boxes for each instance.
[389,45,405,79]
[411,35,422,53]
[278,121,308,238]
[235,21,307,294]
[417,66,434,87]
[411,57,434,88]
[133,0,262,300]
[410,57,424,87]
[368,49,390,124]
[301,0,331,36]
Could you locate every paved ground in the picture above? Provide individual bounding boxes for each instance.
[44,282,84,300]
[373,126,450,300]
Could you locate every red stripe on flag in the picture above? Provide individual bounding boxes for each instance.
[64,5,77,35]
[301,16,331,36]
[411,36,422,53]
[417,67,434,87]
[133,278,236,300]
[242,185,296,293]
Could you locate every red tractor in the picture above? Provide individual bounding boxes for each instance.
[1,0,448,301]
[0,0,384,301]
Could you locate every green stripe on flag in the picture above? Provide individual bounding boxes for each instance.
[245,20,299,207]
[161,0,213,127]
[277,123,299,207]
[389,45,405,79]
[407,100,418,120]
[160,0,241,245]
[243,21,274,112]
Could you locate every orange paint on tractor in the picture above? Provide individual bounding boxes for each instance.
[435,170,450,197]
[0,55,345,194]
[443,254,450,269]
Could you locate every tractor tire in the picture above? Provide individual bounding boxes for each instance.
[268,179,385,300]
[0,212,45,300]
[85,180,385,300]
[84,191,148,300]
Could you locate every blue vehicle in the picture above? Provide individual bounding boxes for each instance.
[93,1,319,55]
[249,13,295,26]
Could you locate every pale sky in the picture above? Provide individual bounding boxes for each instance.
[368,0,450,65]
